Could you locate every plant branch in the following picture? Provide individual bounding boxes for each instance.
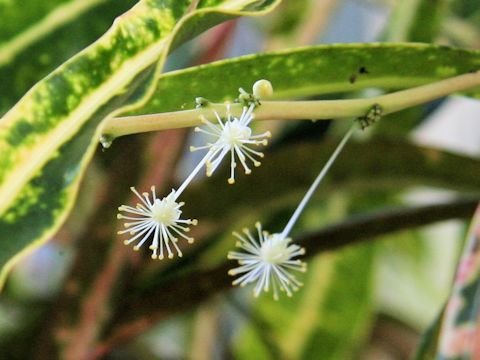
[102,71,480,139]
[93,196,479,358]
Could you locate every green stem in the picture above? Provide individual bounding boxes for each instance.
[102,71,480,139]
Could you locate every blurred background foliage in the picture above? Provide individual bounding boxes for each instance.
[1,0,480,359]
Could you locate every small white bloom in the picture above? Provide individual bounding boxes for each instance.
[228,222,306,300]
[117,186,197,259]
[190,104,271,184]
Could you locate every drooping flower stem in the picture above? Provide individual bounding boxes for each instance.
[175,151,212,198]
[102,71,480,140]
[227,123,356,299]
[281,124,355,238]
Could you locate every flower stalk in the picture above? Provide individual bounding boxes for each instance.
[227,122,358,299]
[280,124,355,238]
[102,71,480,140]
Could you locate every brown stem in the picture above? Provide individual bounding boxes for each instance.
[299,198,479,253]
[93,197,479,358]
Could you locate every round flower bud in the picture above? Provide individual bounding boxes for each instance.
[252,79,273,99]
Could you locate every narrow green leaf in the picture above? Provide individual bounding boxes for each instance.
[233,244,374,360]
[132,43,480,115]
[386,0,447,42]
[413,306,444,360]
[298,246,374,359]
[0,0,280,289]
[407,0,447,42]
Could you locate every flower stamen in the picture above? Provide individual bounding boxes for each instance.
[228,222,307,300]
[190,103,270,184]
[118,186,197,260]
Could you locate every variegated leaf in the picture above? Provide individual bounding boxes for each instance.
[0,0,138,115]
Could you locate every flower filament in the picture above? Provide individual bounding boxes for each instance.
[118,187,197,259]
[190,103,271,184]
[228,222,306,300]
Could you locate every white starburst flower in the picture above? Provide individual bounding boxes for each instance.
[117,186,198,260]
[190,103,271,184]
[228,222,306,300]
[227,123,357,300]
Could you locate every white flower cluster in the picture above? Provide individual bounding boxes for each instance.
[117,79,355,300]
[228,222,306,300]
[117,187,197,259]
[191,103,271,184]
[118,81,272,262]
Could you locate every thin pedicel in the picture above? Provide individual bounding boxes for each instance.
[228,123,357,299]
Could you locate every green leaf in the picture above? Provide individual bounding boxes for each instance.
[0,0,280,290]
[386,0,447,42]
[267,0,311,36]
[413,306,444,360]
[0,0,138,114]
[406,0,447,42]
[132,43,480,115]
[233,244,375,360]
